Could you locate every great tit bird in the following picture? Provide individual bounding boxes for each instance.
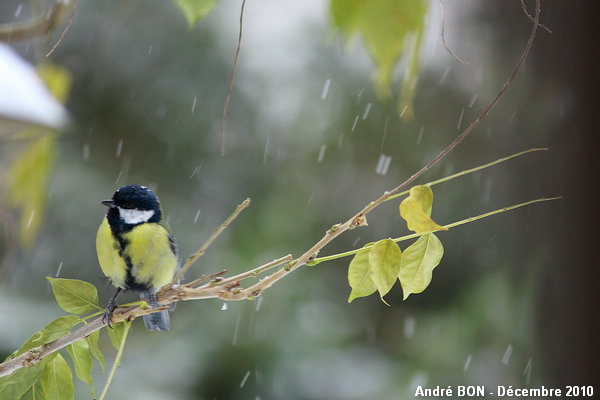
[96,185,178,331]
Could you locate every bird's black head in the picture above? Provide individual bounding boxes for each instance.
[110,185,160,211]
[102,185,162,231]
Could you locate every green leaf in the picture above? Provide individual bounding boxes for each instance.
[46,278,100,315]
[14,316,81,357]
[36,63,72,104]
[398,233,444,300]
[173,0,219,28]
[87,330,105,373]
[6,133,57,249]
[106,322,126,351]
[5,63,72,250]
[66,340,95,398]
[40,353,73,400]
[331,0,427,117]
[397,19,424,119]
[0,354,56,400]
[347,243,377,302]
[18,381,45,400]
[368,239,402,301]
[399,185,447,233]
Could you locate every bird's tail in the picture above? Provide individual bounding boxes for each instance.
[140,289,170,331]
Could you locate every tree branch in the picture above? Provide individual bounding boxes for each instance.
[0,0,543,379]
[0,0,71,42]
[0,317,104,378]
[171,198,251,284]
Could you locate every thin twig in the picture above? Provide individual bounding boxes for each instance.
[46,0,77,57]
[437,0,470,64]
[0,0,70,42]
[221,0,247,156]
[379,0,541,202]
[170,198,251,284]
[520,0,552,33]
[309,196,561,265]
[203,254,293,287]
[98,320,131,400]
[184,269,228,288]
[385,147,548,202]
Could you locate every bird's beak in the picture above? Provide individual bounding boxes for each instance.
[101,199,115,207]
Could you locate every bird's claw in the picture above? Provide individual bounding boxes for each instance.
[103,302,116,328]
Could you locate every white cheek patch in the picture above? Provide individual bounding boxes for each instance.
[118,207,155,224]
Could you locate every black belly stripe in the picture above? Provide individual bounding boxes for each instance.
[114,232,150,292]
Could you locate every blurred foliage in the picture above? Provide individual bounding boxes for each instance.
[36,64,72,104]
[331,0,427,118]
[5,63,71,249]
[173,0,220,28]
[6,132,57,249]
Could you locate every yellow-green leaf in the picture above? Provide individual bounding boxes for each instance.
[36,63,72,104]
[40,353,73,400]
[0,354,56,400]
[106,322,126,351]
[4,60,71,250]
[331,0,427,117]
[347,243,377,302]
[66,339,95,398]
[87,330,105,373]
[17,381,45,400]
[397,20,423,119]
[14,316,81,357]
[6,133,57,249]
[398,233,444,300]
[368,239,402,301]
[173,0,219,28]
[47,278,101,315]
[399,185,447,233]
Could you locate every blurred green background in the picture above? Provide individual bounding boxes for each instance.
[1,0,597,399]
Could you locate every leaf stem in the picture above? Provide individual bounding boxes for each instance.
[385,147,548,202]
[171,198,250,285]
[309,197,561,265]
[99,320,131,400]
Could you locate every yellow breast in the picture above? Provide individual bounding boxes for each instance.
[96,217,178,290]
[121,222,178,289]
[96,217,128,289]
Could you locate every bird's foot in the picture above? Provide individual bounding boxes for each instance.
[102,301,117,328]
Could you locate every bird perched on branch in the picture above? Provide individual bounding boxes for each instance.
[96,185,178,331]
